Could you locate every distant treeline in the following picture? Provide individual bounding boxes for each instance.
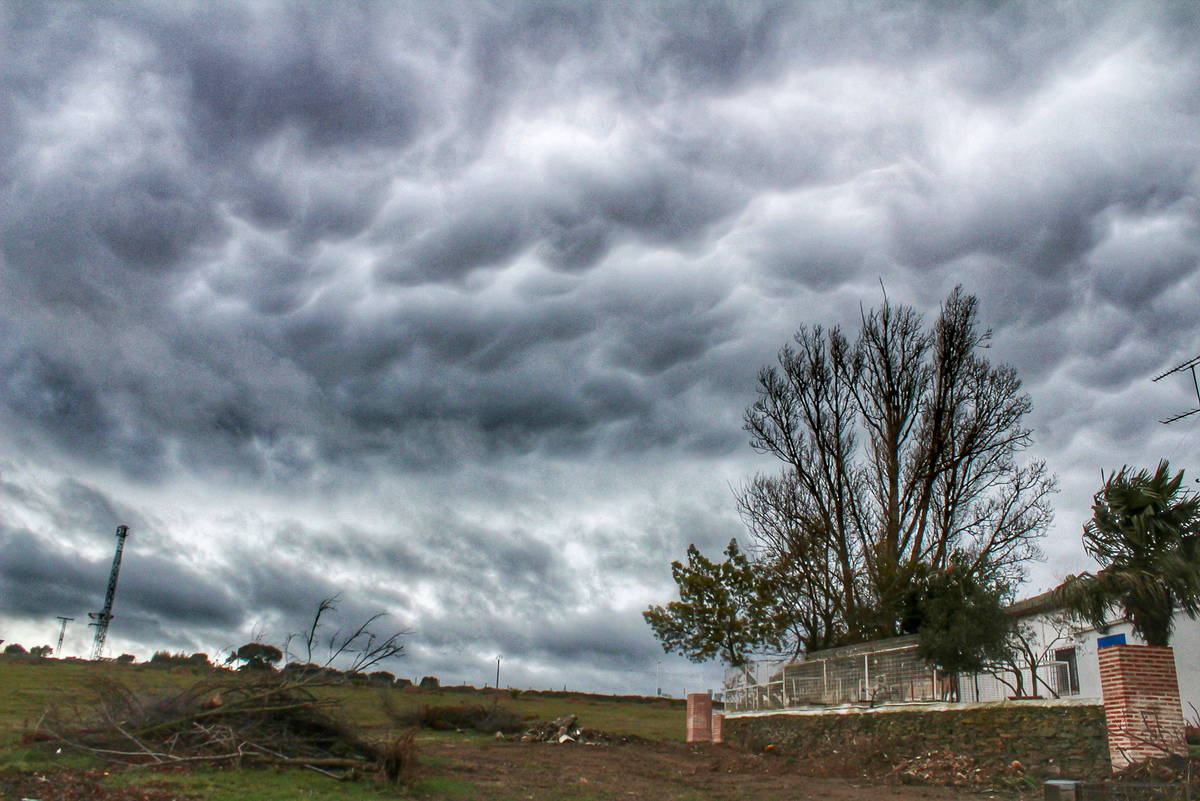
[1,646,687,703]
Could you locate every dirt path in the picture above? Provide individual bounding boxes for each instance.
[417,737,1006,799]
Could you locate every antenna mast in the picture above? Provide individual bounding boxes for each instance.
[55,616,74,657]
[1153,356,1200,424]
[88,525,129,661]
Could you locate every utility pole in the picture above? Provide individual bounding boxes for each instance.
[496,655,502,690]
[55,616,74,657]
[88,525,129,661]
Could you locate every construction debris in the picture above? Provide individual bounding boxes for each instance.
[516,714,646,746]
[889,749,1019,787]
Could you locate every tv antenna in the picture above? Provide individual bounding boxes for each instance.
[88,525,129,661]
[55,616,74,657]
[1153,355,1200,424]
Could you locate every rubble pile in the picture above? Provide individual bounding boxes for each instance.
[1114,754,1200,787]
[890,749,1021,787]
[517,714,645,746]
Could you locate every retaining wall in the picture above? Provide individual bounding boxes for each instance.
[725,700,1111,781]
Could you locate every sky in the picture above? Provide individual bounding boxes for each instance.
[2,1,1200,696]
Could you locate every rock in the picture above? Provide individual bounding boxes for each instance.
[515,713,649,747]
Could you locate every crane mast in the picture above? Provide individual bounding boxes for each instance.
[89,525,129,661]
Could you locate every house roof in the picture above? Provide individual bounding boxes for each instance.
[1005,586,1066,618]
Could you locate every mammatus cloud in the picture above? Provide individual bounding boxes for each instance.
[1,1,1199,690]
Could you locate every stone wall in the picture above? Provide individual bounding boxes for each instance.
[725,702,1111,781]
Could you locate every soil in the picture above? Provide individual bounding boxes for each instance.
[0,768,193,801]
[0,738,1014,800]
[412,737,1006,799]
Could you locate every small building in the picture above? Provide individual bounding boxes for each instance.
[988,586,1200,716]
[724,587,1200,717]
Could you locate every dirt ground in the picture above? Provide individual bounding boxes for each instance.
[0,737,1017,800]
[0,733,1012,796]
[414,737,1008,799]
[0,768,188,801]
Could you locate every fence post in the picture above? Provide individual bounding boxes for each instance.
[1098,644,1187,770]
[686,693,713,743]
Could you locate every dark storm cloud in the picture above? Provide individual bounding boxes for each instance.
[0,1,823,479]
[0,524,102,616]
[120,553,243,629]
[3,1,1200,690]
[0,520,239,631]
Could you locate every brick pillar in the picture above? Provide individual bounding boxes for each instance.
[711,713,725,744]
[1098,644,1187,770]
[686,692,712,743]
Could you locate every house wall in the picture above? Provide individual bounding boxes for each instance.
[1019,611,1200,722]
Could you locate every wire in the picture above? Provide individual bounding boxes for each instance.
[1168,410,1200,459]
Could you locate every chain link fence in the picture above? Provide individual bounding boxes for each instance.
[724,635,1079,712]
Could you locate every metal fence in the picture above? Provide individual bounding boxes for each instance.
[957,662,1074,703]
[725,635,1080,712]
[725,635,947,711]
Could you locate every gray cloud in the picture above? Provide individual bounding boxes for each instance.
[2,1,1199,692]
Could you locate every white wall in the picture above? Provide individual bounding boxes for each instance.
[1020,611,1200,723]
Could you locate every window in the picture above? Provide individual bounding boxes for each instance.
[1054,647,1080,695]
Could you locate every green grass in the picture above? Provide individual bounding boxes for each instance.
[0,657,687,799]
[402,775,478,798]
[316,683,685,741]
[105,764,404,800]
[0,660,684,742]
[0,658,204,745]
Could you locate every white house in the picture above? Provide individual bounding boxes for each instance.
[723,587,1200,716]
[974,587,1200,720]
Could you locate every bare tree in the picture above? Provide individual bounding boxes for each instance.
[983,615,1076,699]
[741,287,1056,645]
[286,594,407,675]
[736,471,845,655]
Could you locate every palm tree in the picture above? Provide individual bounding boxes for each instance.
[1057,461,1200,646]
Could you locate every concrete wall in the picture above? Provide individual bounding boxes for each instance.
[725,700,1111,782]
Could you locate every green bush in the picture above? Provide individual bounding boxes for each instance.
[416,704,524,734]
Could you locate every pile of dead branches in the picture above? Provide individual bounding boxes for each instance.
[32,673,409,781]
[1114,754,1200,788]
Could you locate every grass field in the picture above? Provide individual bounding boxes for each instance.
[0,657,700,800]
[0,659,687,739]
[0,659,988,799]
